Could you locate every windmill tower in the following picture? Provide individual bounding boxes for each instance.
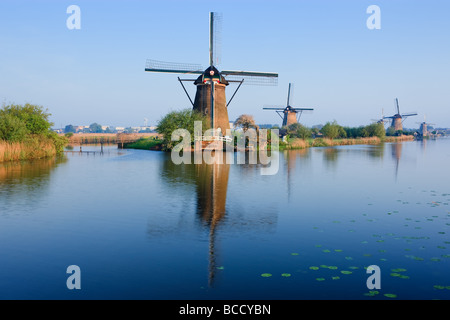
[383,98,417,132]
[417,116,435,138]
[145,12,278,136]
[263,83,314,127]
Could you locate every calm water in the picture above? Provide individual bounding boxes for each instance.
[0,139,449,300]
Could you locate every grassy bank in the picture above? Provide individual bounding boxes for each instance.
[123,135,414,152]
[0,135,62,162]
[123,137,163,150]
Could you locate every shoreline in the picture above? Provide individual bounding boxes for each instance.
[122,135,416,152]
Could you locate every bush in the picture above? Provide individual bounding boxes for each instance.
[156,108,210,151]
[0,103,67,159]
[0,113,29,142]
[321,121,346,139]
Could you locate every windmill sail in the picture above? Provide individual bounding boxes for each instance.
[221,70,278,85]
[145,59,204,74]
[210,12,222,67]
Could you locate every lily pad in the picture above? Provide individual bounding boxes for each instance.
[384,294,397,298]
[328,266,338,270]
[291,253,299,256]
[391,268,407,272]
[261,273,272,278]
[332,276,340,280]
[316,278,325,282]
[309,266,319,270]
[341,270,352,275]
[281,273,291,277]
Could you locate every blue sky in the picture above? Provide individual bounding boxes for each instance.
[0,0,449,128]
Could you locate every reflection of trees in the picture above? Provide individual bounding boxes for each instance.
[0,156,67,215]
[323,147,339,166]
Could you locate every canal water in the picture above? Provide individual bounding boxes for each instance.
[0,139,449,300]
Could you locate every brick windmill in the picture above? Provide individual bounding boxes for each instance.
[145,12,278,137]
[263,83,314,127]
[384,98,417,132]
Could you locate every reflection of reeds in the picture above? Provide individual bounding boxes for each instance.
[0,138,56,162]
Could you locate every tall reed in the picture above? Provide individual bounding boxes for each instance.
[0,137,57,162]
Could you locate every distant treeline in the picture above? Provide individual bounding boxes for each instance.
[281,121,387,140]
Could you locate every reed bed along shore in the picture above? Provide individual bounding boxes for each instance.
[0,138,58,162]
[65,133,160,145]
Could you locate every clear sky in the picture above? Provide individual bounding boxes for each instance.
[1,0,449,129]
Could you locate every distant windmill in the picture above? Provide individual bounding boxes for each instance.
[144,12,278,136]
[383,98,417,131]
[263,83,314,127]
[416,115,435,137]
[371,108,389,126]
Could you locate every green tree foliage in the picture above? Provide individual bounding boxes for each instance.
[321,121,346,139]
[0,103,67,153]
[0,113,29,142]
[285,123,312,139]
[89,123,103,133]
[64,124,76,133]
[156,108,210,151]
[344,122,386,139]
[0,103,53,135]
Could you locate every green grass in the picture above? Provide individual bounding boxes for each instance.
[124,138,162,150]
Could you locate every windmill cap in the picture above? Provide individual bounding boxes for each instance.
[194,66,229,85]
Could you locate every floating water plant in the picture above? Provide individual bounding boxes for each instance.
[261,273,272,278]
[328,266,338,270]
[281,273,291,277]
[309,266,319,270]
[291,253,299,256]
[316,278,325,282]
[391,268,407,272]
[364,290,379,297]
[384,294,397,298]
[341,270,352,275]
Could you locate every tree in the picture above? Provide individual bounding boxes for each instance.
[156,108,210,151]
[0,103,67,154]
[0,103,53,135]
[286,123,312,139]
[0,113,28,142]
[366,122,386,139]
[89,123,103,133]
[321,121,345,139]
[234,114,259,133]
[64,124,76,133]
